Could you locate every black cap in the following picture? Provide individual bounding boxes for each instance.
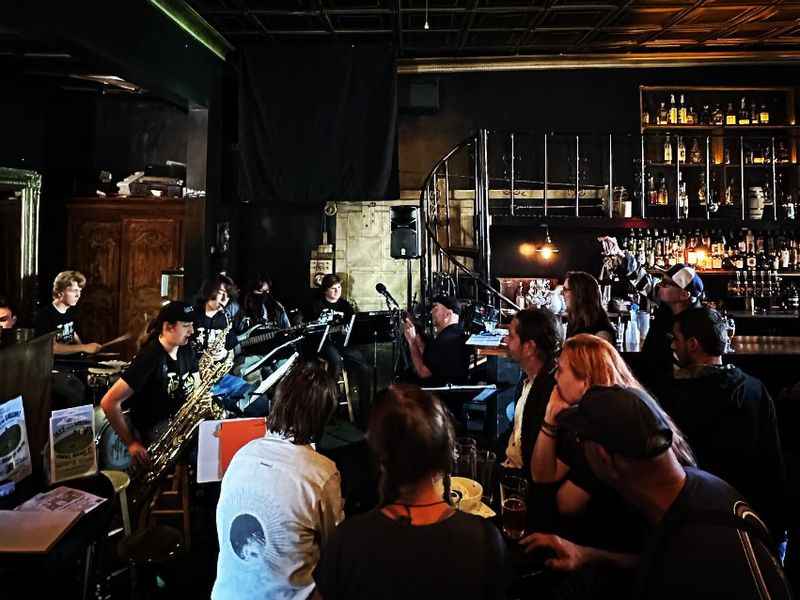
[556,385,673,459]
[431,295,461,315]
[157,301,196,324]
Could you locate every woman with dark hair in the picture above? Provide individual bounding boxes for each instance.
[563,271,616,343]
[313,385,508,600]
[213,358,343,600]
[237,274,290,334]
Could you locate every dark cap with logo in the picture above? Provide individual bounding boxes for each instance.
[157,301,196,324]
[431,295,461,315]
[556,385,673,459]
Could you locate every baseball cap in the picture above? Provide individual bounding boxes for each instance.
[556,385,673,459]
[157,301,196,324]
[665,264,704,301]
[431,295,461,315]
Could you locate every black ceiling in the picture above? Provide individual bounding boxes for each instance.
[185,0,800,58]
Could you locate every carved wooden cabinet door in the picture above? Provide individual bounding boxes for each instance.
[120,218,183,356]
[69,219,122,345]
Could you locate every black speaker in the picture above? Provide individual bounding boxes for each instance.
[390,206,420,259]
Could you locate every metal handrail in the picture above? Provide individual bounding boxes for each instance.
[418,131,520,311]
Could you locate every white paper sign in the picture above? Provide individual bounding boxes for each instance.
[0,396,32,483]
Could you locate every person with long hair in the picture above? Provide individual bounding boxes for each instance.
[193,274,239,360]
[213,358,343,600]
[313,385,508,600]
[100,301,198,464]
[237,274,290,333]
[563,271,616,344]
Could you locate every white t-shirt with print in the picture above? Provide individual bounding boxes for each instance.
[212,431,344,600]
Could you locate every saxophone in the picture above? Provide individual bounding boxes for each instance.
[129,316,234,508]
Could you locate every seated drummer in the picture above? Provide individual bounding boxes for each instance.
[403,295,471,388]
[34,270,101,355]
[100,301,199,465]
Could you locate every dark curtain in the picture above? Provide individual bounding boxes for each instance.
[238,43,398,207]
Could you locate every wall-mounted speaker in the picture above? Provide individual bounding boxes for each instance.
[390,206,420,259]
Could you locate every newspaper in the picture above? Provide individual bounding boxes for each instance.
[15,486,106,514]
[0,395,32,483]
[49,404,97,484]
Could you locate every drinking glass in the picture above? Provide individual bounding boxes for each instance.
[475,450,497,505]
[500,475,528,540]
[454,437,477,480]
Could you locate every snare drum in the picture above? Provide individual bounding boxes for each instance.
[87,366,122,404]
[93,406,134,470]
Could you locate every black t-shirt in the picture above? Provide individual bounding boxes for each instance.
[556,432,649,553]
[314,509,508,600]
[121,338,198,441]
[635,468,791,599]
[422,324,471,387]
[34,304,78,345]
[192,309,237,354]
[566,316,617,344]
[310,297,355,324]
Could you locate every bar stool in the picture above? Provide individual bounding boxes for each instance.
[138,463,192,551]
[337,370,355,423]
[101,469,132,537]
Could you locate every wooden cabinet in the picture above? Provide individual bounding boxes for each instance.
[67,197,185,357]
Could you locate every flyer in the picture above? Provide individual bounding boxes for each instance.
[15,486,106,514]
[0,396,32,483]
[49,404,97,484]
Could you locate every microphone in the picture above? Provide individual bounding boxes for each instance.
[375,283,400,308]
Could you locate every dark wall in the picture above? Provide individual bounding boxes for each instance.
[0,78,189,306]
[399,64,800,190]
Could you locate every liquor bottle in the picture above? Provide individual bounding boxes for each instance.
[663,134,673,163]
[678,181,689,219]
[642,110,650,126]
[658,175,669,205]
[646,231,655,267]
[746,229,757,269]
[658,101,669,125]
[700,105,710,126]
[712,104,724,126]
[687,106,697,125]
[750,102,759,125]
[669,94,678,125]
[655,231,666,267]
[698,172,708,206]
[679,94,688,125]
[689,138,703,164]
[725,102,737,126]
[515,282,526,308]
[677,137,686,163]
[782,234,792,270]
[759,104,770,124]
[738,97,750,125]
[777,140,790,163]
[712,230,724,270]
[647,174,658,205]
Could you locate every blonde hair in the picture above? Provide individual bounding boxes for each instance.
[52,271,86,299]
[562,334,696,466]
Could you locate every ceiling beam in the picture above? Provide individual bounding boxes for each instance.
[634,0,709,47]
[572,0,635,50]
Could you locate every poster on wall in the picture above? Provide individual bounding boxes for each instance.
[0,395,32,483]
[49,404,97,484]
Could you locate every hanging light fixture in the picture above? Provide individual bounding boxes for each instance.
[536,225,559,260]
[424,0,430,30]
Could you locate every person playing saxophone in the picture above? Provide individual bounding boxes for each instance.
[100,301,199,466]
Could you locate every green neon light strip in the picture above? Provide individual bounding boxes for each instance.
[149,0,234,61]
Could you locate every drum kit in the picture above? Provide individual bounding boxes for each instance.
[85,360,133,471]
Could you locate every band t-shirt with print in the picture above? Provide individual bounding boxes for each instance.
[34,304,78,345]
[121,337,198,442]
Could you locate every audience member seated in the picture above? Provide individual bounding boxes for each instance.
[403,295,471,387]
[523,385,792,600]
[640,264,704,389]
[313,384,508,600]
[564,271,616,344]
[531,335,694,557]
[498,307,559,478]
[0,296,17,330]
[664,306,788,545]
[212,358,343,600]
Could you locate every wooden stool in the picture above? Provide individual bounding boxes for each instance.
[337,370,355,422]
[138,464,192,551]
